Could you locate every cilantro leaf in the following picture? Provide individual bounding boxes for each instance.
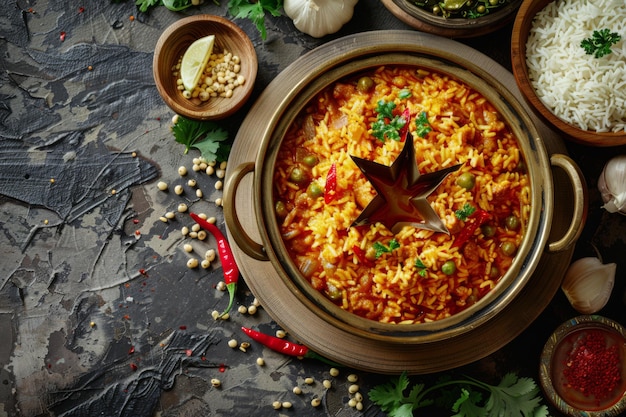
[372,100,407,142]
[415,111,432,138]
[227,0,283,40]
[398,89,412,99]
[368,371,550,417]
[135,0,161,13]
[171,116,230,162]
[373,239,400,259]
[581,28,622,58]
[455,203,476,221]
[415,258,428,277]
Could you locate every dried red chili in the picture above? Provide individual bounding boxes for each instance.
[241,327,342,367]
[190,213,239,317]
[452,208,491,248]
[59,31,66,42]
[352,245,374,267]
[562,330,621,403]
[324,162,337,204]
[398,107,411,141]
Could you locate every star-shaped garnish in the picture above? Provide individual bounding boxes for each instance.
[350,134,461,234]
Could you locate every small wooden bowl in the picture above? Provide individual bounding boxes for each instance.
[153,15,257,120]
[381,0,522,38]
[511,0,626,146]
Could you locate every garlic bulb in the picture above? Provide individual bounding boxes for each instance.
[283,0,359,38]
[561,257,616,314]
[598,154,626,215]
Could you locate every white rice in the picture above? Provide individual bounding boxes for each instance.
[526,0,626,132]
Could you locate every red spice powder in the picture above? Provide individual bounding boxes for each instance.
[562,330,621,403]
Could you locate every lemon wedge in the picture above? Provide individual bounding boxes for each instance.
[180,35,215,92]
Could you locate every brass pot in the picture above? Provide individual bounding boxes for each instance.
[223,31,587,372]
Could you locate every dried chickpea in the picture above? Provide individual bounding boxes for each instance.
[227,339,238,348]
[178,166,187,176]
[311,398,321,407]
[256,357,265,366]
[174,185,184,195]
[210,378,221,387]
[157,181,168,191]
[292,387,302,395]
[186,258,199,269]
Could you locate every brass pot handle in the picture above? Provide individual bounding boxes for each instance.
[547,154,588,253]
[223,162,268,261]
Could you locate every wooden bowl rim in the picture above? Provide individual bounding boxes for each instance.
[153,14,257,120]
[381,0,522,38]
[511,0,626,146]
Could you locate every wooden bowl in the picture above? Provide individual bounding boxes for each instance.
[381,0,522,38]
[153,15,257,120]
[511,0,626,146]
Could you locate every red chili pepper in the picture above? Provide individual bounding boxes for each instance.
[241,327,342,367]
[190,212,239,317]
[398,107,411,141]
[352,245,374,267]
[452,209,491,248]
[324,162,337,204]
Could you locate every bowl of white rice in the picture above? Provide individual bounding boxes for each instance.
[511,0,626,146]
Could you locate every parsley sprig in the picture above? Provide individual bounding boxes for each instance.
[372,100,407,142]
[368,371,549,417]
[454,203,476,221]
[415,111,432,138]
[581,28,622,58]
[373,239,400,259]
[171,116,231,162]
[227,0,283,40]
[415,258,428,277]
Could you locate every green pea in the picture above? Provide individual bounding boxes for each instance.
[356,76,374,93]
[505,215,520,231]
[302,155,319,167]
[289,167,308,184]
[441,260,457,275]
[275,201,288,218]
[306,182,323,199]
[489,265,500,279]
[500,241,517,257]
[481,224,496,238]
[456,172,476,190]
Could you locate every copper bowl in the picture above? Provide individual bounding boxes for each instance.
[381,0,522,38]
[511,0,626,146]
[153,15,257,120]
[223,31,587,346]
[540,315,626,416]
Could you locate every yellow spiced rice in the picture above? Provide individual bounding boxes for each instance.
[273,66,530,324]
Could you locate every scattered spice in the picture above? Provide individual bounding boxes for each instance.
[562,329,622,403]
[60,31,66,42]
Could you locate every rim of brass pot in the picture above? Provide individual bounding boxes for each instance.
[256,53,553,340]
[224,38,584,344]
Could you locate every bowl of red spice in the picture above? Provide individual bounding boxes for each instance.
[539,315,626,416]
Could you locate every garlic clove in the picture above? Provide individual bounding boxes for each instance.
[561,257,616,314]
[598,155,626,215]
